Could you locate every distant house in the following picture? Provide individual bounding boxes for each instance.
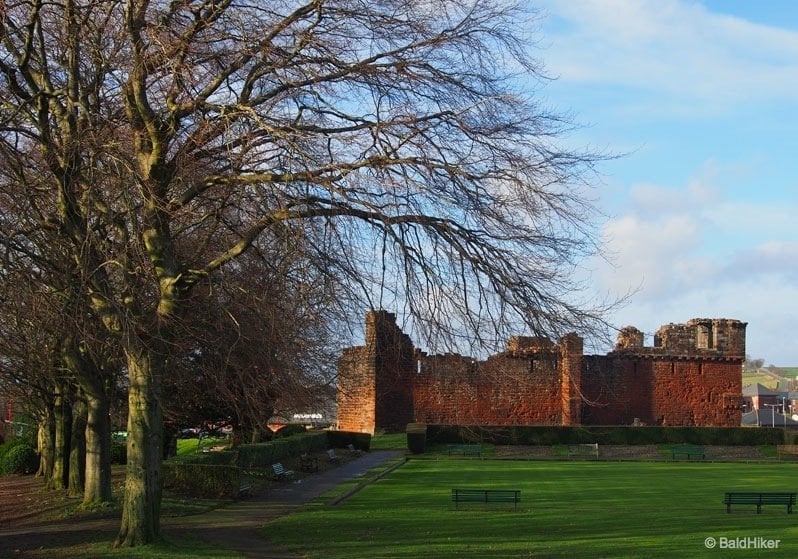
[743,383,783,413]
[741,383,798,427]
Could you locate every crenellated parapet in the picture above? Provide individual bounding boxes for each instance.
[612,318,747,360]
[337,313,745,433]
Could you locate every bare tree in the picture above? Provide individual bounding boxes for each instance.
[0,151,119,504]
[1,0,617,547]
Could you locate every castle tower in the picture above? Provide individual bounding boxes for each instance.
[336,311,415,434]
[560,333,583,425]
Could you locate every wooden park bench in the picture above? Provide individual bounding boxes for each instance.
[300,454,319,472]
[446,444,481,457]
[724,492,796,514]
[670,445,705,460]
[238,482,251,498]
[568,443,599,459]
[271,462,295,481]
[776,445,798,461]
[327,448,341,463]
[347,444,364,455]
[452,488,520,510]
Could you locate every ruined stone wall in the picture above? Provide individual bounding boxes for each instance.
[411,351,565,425]
[581,356,742,426]
[336,345,376,433]
[371,312,416,432]
[336,311,415,434]
[336,313,745,433]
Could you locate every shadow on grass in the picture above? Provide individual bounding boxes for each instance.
[265,460,798,559]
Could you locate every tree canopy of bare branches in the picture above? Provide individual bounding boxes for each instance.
[0,0,617,547]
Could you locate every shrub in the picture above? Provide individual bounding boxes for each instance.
[111,440,127,464]
[425,425,785,446]
[0,443,38,475]
[326,430,372,451]
[162,463,243,498]
[236,432,329,468]
[174,450,237,466]
[406,423,427,454]
[275,424,307,438]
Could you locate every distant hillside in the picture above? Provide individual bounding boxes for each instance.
[742,367,798,390]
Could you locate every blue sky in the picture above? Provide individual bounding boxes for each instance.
[535,0,798,364]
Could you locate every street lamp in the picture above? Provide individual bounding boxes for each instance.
[783,397,787,429]
[764,403,777,428]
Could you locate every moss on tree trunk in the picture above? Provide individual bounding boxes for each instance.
[114,344,164,547]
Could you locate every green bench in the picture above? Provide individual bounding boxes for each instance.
[568,443,599,459]
[670,445,705,460]
[447,444,481,456]
[300,454,319,472]
[271,462,295,481]
[327,448,342,463]
[724,492,796,514]
[452,488,520,510]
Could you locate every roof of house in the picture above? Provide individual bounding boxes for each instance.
[742,383,784,397]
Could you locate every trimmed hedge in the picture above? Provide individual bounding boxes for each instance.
[175,450,237,466]
[426,425,787,446]
[406,423,427,454]
[326,430,371,452]
[162,463,243,498]
[236,431,330,468]
[165,430,374,471]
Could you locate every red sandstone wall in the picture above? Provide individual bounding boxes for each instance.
[371,313,416,432]
[336,310,416,434]
[559,334,583,425]
[411,353,564,425]
[337,313,744,433]
[336,346,376,433]
[581,355,742,426]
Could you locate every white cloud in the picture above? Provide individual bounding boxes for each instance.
[725,242,798,285]
[604,276,798,365]
[590,165,798,363]
[541,0,798,109]
[538,0,798,364]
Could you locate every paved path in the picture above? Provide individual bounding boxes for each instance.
[171,450,405,558]
[0,450,405,558]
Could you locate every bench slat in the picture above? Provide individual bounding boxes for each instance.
[724,492,796,514]
[567,443,599,459]
[272,463,295,480]
[447,444,481,456]
[670,445,705,460]
[452,489,520,510]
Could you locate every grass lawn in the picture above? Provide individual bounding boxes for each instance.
[176,436,230,455]
[264,459,798,558]
[23,537,243,559]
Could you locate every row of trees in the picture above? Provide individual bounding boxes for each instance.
[0,0,615,549]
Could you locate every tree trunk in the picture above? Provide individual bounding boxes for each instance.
[83,389,113,504]
[68,396,87,497]
[36,411,54,481]
[48,382,70,491]
[114,343,164,547]
[62,336,115,504]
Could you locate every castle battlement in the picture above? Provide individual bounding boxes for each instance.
[337,313,745,434]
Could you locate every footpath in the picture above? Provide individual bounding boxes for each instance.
[165,450,405,558]
[0,450,404,559]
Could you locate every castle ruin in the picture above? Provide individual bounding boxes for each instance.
[336,311,746,433]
